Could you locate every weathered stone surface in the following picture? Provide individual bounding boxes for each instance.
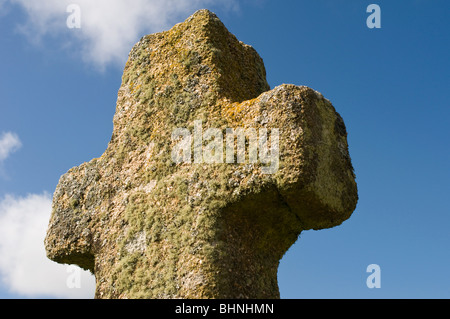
[45,9,357,299]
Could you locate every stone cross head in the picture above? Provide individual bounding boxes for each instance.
[45,9,358,299]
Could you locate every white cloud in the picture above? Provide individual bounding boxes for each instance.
[5,0,238,69]
[0,193,96,298]
[0,132,21,163]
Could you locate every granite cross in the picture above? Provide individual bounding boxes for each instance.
[45,10,358,299]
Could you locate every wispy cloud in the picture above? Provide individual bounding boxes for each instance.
[4,0,237,69]
[0,193,95,298]
[0,132,21,163]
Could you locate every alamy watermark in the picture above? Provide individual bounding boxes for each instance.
[66,265,81,289]
[66,4,81,29]
[366,264,381,288]
[66,4,380,30]
[366,4,381,29]
[171,120,280,174]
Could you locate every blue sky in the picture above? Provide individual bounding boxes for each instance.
[0,0,449,299]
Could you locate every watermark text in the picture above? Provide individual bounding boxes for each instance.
[171,120,279,174]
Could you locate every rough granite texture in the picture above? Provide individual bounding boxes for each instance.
[45,9,358,299]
